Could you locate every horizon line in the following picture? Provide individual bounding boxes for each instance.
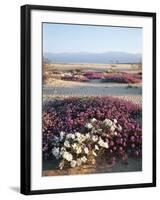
[43,51,142,55]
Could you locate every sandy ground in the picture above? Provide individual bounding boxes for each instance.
[44,63,141,73]
[43,63,142,105]
[43,79,142,105]
[43,157,142,176]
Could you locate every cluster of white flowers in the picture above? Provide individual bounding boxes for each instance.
[102,118,122,136]
[52,118,122,170]
[85,123,93,129]
[98,138,109,149]
[62,151,73,161]
[61,72,72,77]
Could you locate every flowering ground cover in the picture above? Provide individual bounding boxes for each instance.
[61,71,142,83]
[43,69,142,84]
[83,71,104,79]
[102,72,141,84]
[61,75,89,82]
[43,96,142,170]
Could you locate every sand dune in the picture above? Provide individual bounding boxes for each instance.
[43,79,142,105]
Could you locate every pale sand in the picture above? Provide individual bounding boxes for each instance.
[43,79,142,105]
[44,63,141,73]
[42,157,142,176]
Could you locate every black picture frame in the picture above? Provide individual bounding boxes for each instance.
[21,4,156,195]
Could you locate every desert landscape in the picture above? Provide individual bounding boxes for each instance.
[43,63,142,104]
[42,23,142,176]
[42,62,142,176]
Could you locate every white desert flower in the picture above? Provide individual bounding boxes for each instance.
[75,132,81,138]
[92,135,98,142]
[98,138,109,149]
[103,142,109,149]
[70,160,77,168]
[90,118,97,123]
[64,72,72,77]
[60,131,65,141]
[60,147,66,154]
[66,133,75,140]
[77,158,82,166]
[98,138,104,146]
[64,140,70,148]
[52,147,60,159]
[95,145,99,150]
[81,156,87,163]
[59,161,65,170]
[62,151,73,161]
[85,133,90,139]
[114,131,118,136]
[103,119,113,127]
[85,123,93,129]
[72,134,76,139]
[77,134,86,143]
[72,143,78,150]
[84,147,89,154]
[77,136,82,143]
[76,146,82,154]
[110,125,116,132]
[92,151,97,157]
[113,119,117,124]
[117,124,122,132]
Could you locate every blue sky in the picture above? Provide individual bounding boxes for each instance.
[43,23,142,54]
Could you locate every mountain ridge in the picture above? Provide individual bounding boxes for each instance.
[43,51,142,64]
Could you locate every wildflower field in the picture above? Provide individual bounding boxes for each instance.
[42,63,142,176]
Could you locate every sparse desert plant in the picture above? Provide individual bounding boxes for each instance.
[75,68,83,74]
[68,69,76,74]
[111,64,117,68]
[105,69,114,73]
[61,75,89,82]
[126,84,138,89]
[52,70,62,74]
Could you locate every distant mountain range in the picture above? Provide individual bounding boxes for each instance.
[43,52,142,64]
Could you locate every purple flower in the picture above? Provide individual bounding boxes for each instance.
[42,97,142,160]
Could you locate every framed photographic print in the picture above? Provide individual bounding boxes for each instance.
[21,4,156,195]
